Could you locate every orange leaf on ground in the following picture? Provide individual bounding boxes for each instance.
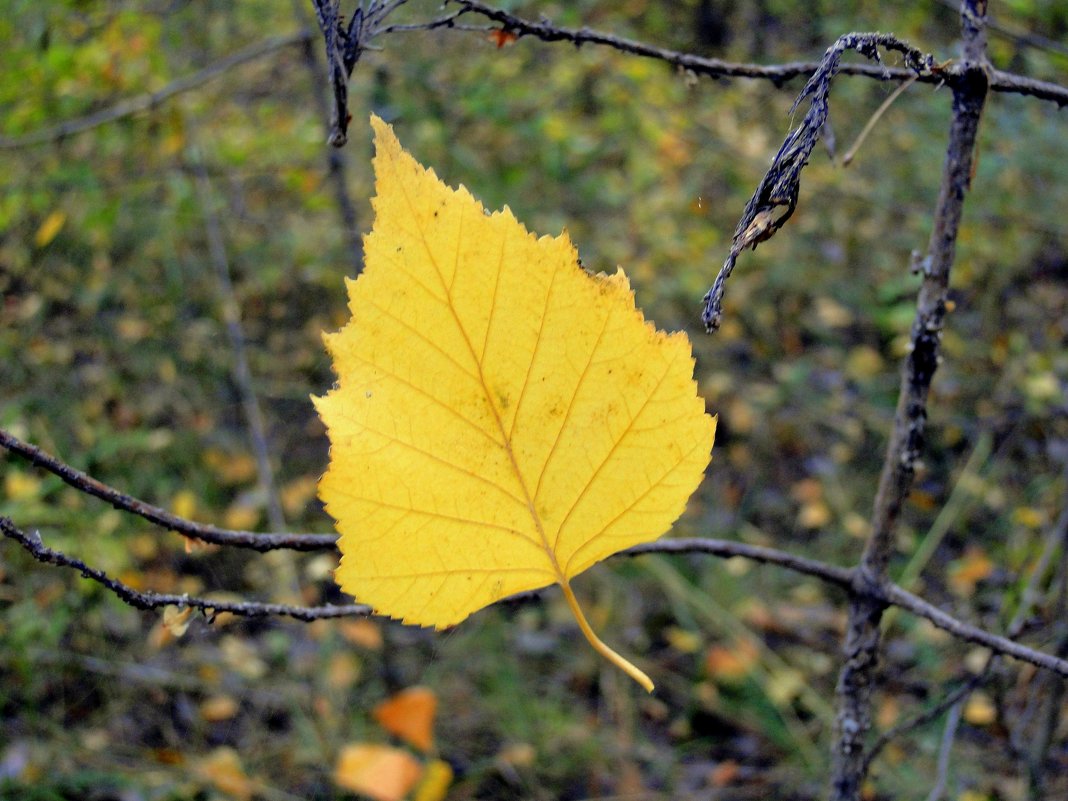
[335,743,424,801]
[373,686,438,753]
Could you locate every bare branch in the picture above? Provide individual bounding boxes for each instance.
[0,32,313,150]
[448,1,1068,106]
[7,428,1068,679]
[925,701,963,801]
[830,4,991,799]
[0,516,368,621]
[309,0,389,147]
[624,536,854,589]
[451,1,926,87]
[0,428,336,553]
[864,469,1068,771]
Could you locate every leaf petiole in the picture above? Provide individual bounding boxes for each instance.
[559,578,654,693]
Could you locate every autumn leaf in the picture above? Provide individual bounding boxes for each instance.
[34,209,66,248]
[413,759,454,801]
[373,686,438,753]
[315,116,716,691]
[335,743,423,801]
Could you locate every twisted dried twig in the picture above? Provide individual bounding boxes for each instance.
[701,32,936,332]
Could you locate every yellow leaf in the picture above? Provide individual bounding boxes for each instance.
[163,604,193,638]
[194,747,255,801]
[171,489,197,520]
[315,116,716,692]
[963,691,997,726]
[4,470,42,501]
[339,618,384,650]
[199,694,240,722]
[335,743,423,801]
[34,210,67,248]
[949,546,994,597]
[704,637,759,683]
[373,686,438,753]
[413,759,453,801]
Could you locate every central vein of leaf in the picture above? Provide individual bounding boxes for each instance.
[454,292,564,585]
[409,199,564,585]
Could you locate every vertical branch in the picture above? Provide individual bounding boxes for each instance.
[187,141,288,536]
[829,3,989,800]
[294,0,364,272]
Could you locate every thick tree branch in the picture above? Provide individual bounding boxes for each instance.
[829,4,990,800]
[0,32,313,149]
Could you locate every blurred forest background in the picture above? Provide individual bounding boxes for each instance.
[2,1,1067,799]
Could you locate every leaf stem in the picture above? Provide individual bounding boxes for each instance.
[559,578,654,693]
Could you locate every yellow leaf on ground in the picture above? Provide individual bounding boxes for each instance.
[338,618,384,650]
[315,117,716,691]
[34,210,67,247]
[194,747,255,801]
[335,743,423,801]
[949,546,994,597]
[963,691,997,726]
[413,758,453,801]
[4,471,42,501]
[199,694,239,722]
[373,686,438,753]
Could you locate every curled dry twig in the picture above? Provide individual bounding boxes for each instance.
[701,32,936,332]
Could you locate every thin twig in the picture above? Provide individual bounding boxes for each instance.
[924,701,963,801]
[294,0,364,271]
[863,468,1068,772]
[0,517,367,621]
[0,32,313,149]
[842,75,918,166]
[7,428,1068,678]
[187,141,287,535]
[447,0,1068,107]
[0,428,336,552]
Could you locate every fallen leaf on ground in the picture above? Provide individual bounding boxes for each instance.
[335,743,423,801]
[373,686,438,753]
